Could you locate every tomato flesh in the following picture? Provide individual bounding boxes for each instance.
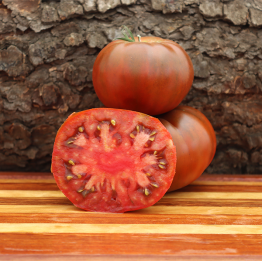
[52,108,176,213]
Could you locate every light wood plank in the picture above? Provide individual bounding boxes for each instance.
[137,206,262,215]
[0,205,262,215]
[1,223,262,234]
[0,179,56,184]
[164,192,262,199]
[0,190,64,198]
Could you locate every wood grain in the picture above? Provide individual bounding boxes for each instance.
[1,213,262,225]
[1,233,262,260]
[1,204,262,215]
[2,223,262,234]
[165,191,262,199]
[1,172,262,260]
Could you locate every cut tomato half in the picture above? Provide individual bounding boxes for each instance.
[51,108,176,213]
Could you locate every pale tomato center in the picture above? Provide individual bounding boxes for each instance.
[97,150,134,174]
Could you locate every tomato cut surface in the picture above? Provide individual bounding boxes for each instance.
[52,108,176,213]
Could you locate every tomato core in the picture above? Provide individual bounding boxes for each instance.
[97,151,133,174]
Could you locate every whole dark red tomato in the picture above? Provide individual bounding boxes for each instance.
[52,108,176,213]
[92,29,194,116]
[158,105,216,192]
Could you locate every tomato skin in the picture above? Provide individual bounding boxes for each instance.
[158,105,216,191]
[92,36,194,115]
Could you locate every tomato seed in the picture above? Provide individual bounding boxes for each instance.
[111,120,116,126]
[130,133,135,139]
[66,175,73,181]
[68,160,75,165]
[151,183,159,188]
[144,188,150,196]
[78,127,84,132]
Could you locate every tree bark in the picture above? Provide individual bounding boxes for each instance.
[0,0,262,174]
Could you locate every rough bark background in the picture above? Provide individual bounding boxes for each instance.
[0,0,262,174]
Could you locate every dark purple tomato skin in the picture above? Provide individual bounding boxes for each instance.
[158,105,216,192]
[92,36,194,116]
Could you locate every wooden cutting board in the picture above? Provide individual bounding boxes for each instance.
[1,172,262,260]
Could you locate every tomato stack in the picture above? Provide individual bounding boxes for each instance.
[51,27,216,212]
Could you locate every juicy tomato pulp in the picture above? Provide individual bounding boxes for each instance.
[52,108,176,213]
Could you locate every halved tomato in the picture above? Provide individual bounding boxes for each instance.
[51,108,176,213]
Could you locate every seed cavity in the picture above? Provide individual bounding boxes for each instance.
[68,160,75,165]
[78,127,84,132]
[82,189,89,197]
[111,120,116,126]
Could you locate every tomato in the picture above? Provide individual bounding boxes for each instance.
[158,105,216,192]
[51,108,176,213]
[92,33,194,115]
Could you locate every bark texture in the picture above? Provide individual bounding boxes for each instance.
[0,0,262,174]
